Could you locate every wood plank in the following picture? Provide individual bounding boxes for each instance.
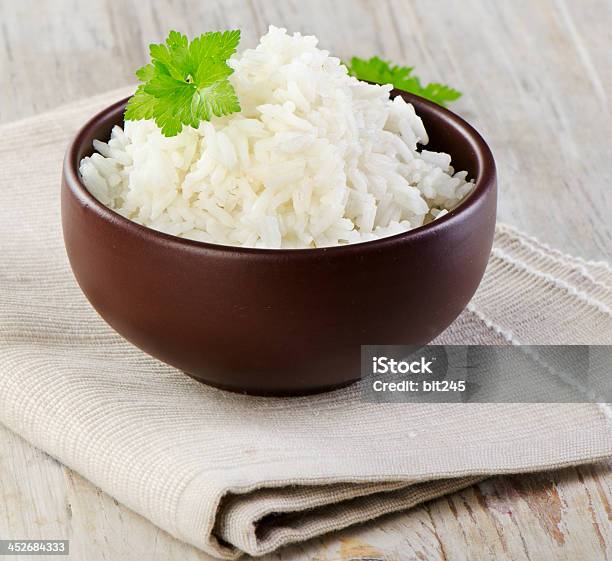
[0,0,610,559]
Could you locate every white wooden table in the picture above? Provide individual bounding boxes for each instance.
[1,1,610,559]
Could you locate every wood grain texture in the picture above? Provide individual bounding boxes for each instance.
[0,0,611,560]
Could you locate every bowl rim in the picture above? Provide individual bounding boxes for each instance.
[63,90,496,256]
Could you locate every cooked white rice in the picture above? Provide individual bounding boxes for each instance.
[80,26,473,249]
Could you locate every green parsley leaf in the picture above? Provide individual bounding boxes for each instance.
[125,30,242,136]
[135,64,155,82]
[189,30,242,62]
[345,56,461,107]
[124,85,157,120]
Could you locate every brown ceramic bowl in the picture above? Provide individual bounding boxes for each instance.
[62,91,496,395]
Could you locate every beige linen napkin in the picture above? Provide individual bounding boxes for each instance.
[1,88,611,559]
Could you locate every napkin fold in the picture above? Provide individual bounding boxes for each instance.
[0,89,611,559]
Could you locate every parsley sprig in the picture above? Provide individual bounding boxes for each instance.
[125,30,460,136]
[345,56,461,107]
[125,30,241,136]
